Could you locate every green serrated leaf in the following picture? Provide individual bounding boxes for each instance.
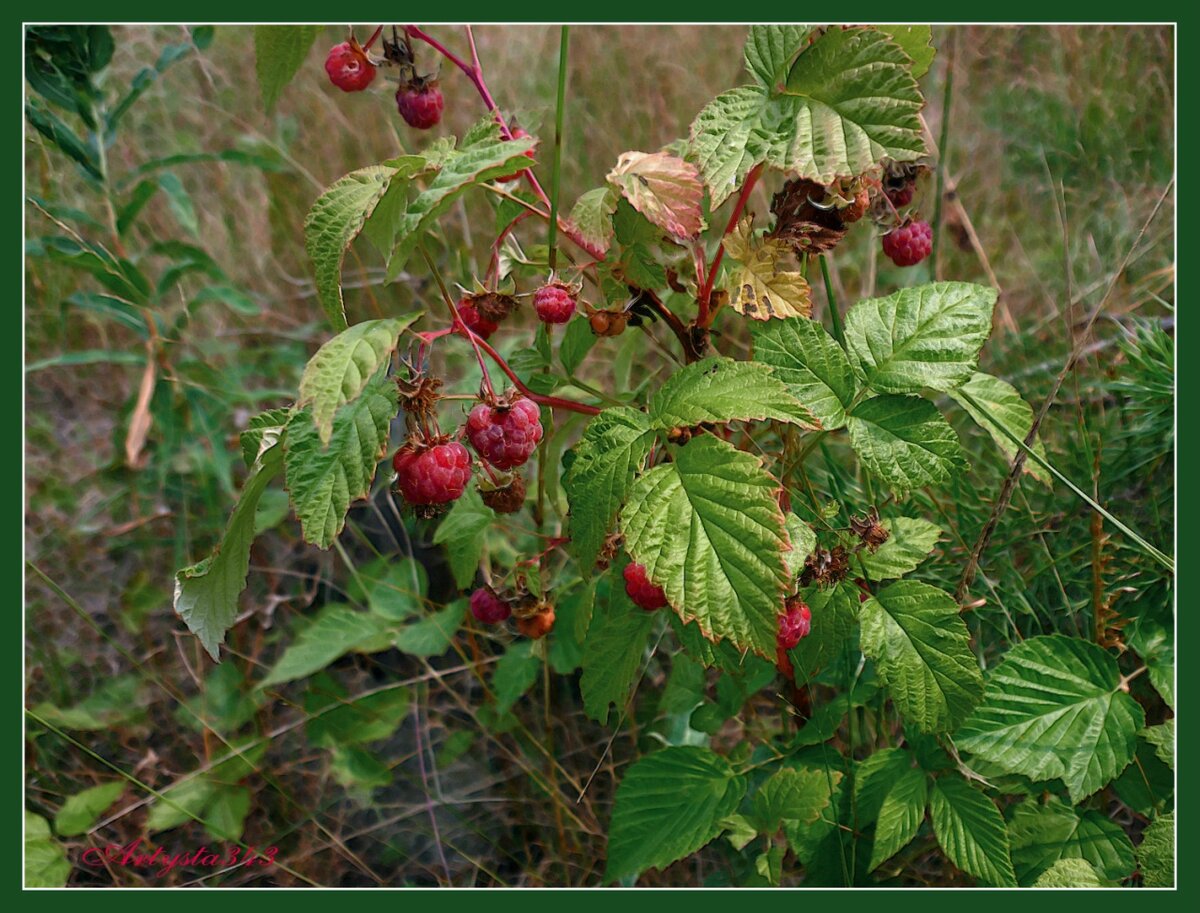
[261,606,390,687]
[606,150,704,240]
[560,314,599,375]
[956,635,1144,802]
[53,782,125,837]
[253,25,319,112]
[951,372,1051,485]
[788,581,860,678]
[604,746,747,883]
[752,316,856,429]
[393,600,465,658]
[305,677,409,747]
[752,766,833,833]
[783,513,816,579]
[857,517,943,581]
[285,374,397,549]
[869,766,927,871]
[1032,858,1114,888]
[845,282,998,394]
[493,641,540,716]
[298,316,419,444]
[847,395,966,491]
[304,165,395,330]
[1138,812,1174,887]
[1143,720,1174,770]
[929,775,1017,886]
[859,580,983,733]
[688,86,770,208]
[744,25,815,89]
[432,488,493,589]
[650,356,813,429]
[175,436,284,660]
[877,25,936,78]
[25,812,70,887]
[620,435,790,657]
[581,572,656,725]
[565,408,655,572]
[1008,795,1135,885]
[567,186,617,255]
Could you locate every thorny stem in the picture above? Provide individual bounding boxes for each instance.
[697,162,764,325]
[404,25,604,260]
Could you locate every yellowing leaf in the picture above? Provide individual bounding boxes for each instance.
[606,150,704,239]
[722,219,812,320]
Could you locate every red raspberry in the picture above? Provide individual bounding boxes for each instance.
[623,562,668,611]
[456,300,498,340]
[496,128,535,182]
[392,441,472,506]
[533,283,576,324]
[470,587,511,624]
[324,42,376,92]
[466,397,543,470]
[396,82,444,129]
[885,183,915,208]
[881,219,932,267]
[777,597,812,650]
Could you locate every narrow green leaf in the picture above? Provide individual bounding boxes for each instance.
[261,605,390,687]
[493,641,540,716]
[955,635,1144,802]
[304,677,410,748]
[174,436,284,660]
[253,25,319,111]
[620,435,791,657]
[298,316,419,444]
[605,747,747,883]
[859,580,983,733]
[929,775,1017,886]
[432,488,493,589]
[869,766,927,871]
[844,282,998,394]
[581,573,656,725]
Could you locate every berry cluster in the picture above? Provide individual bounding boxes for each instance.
[321,28,444,130]
[469,586,555,640]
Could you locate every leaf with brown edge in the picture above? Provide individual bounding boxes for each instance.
[722,219,812,320]
[606,151,704,240]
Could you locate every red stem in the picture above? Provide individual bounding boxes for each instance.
[472,335,600,416]
[697,162,764,326]
[362,25,384,51]
[404,24,604,261]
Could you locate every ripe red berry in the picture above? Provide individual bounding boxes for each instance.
[466,397,543,470]
[496,128,535,182]
[396,82,444,129]
[470,587,511,624]
[456,300,498,340]
[885,183,915,208]
[392,441,472,506]
[777,597,812,650]
[324,42,376,92]
[623,562,668,611]
[881,219,932,267]
[533,283,576,324]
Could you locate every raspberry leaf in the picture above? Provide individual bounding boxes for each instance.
[174,430,285,661]
[392,600,467,658]
[620,435,791,657]
[778,27,926,183]
[566,187,617,255]
[606,151,704,240]
[261,605,391,687]
[846,395,966,491]
[1007,795,1135,885]
[788,582,859,676]
[721,219,813,320]
[752,315,855,429]
[305,165,396,330]
[564,407,655,572]
[605,746,747,883]
[744,25,815,91]
[580,569,657,725]
[782,513,817,578]
[432,490,495,590]
[858,581,983,733]
[253,26,319,112]
[377,122,540,277]
[857,517,943,581]
[950,372,1051,485]
[492,641,540,717]
[955,635,1145,802]
[1032,858,1114,888]
[877,25,936,79]
[929,775,1017,887]
[868,766,927,871]
[298,315,421,444]
[1137,812,1174,888]
[844,282,998,394]
[751,766,834,833]
[688,86,772,208]
[53,782,125,838]
[284,372,398,549]
[650,356,816,429]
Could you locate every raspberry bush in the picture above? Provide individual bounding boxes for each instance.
[151,24,1174,889]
